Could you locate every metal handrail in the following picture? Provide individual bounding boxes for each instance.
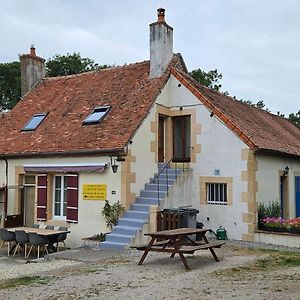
[153,157,176,205]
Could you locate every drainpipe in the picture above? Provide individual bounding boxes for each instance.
[2,159,8,225]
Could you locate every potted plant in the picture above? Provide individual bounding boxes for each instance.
[101,200,124,230]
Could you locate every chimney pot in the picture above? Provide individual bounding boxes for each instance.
[157,8,165,22]
[30,45,36,56]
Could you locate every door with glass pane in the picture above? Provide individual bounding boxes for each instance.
[173,115,191,162]
[54,176,67,219]
[24,175,36,227]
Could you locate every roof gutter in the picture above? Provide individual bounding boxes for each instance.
[0,147,127,160]
[255,148,300,160]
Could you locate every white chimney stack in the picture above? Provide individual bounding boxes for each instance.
[149,8,173,78]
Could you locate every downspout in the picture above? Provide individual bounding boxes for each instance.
[2,159,8,226]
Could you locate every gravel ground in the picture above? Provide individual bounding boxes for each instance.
[0,240,299,300]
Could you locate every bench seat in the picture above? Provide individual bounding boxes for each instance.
[132,239,171,250]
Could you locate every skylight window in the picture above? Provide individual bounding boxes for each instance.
[83,106,110,125]
[22,113,47,131]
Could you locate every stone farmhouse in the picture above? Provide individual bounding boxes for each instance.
[0,9,299,248]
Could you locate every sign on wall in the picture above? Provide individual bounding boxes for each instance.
[82,184,107,200]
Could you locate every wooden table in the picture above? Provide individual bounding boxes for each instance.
[133,228,225,270]
[8,227,70,253]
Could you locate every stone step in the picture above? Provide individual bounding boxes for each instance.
[130,203,151,212]
[135,196,160,206]
[123,210,149,219]
[144,183,169,191]
[113,225,140,235]
[100,241,127,251]
[105,233,133,244]
[140,189,166,198]
[118,217,148,227]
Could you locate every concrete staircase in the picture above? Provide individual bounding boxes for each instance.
[100,163,181,250]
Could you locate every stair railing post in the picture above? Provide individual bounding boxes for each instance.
[166,164,169,196]
[157,176,160,206]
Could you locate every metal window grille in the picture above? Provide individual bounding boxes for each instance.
[206,183,227,205]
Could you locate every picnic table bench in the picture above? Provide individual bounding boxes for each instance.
[132,227,225,270]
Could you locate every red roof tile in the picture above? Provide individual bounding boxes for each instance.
[172,68,300,158]
[0,56,183,158]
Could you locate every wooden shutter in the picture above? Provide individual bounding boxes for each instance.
[36,174,47,221]
[66,174,78,223]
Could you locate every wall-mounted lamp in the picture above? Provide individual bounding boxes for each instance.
[210,112,214,118]
[110,157,119,173]
[283,166,289,176]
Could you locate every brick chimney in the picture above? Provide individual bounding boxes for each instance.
[20,45,45,96]
[149,8,173,78]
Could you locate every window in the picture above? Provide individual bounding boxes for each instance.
[22,113,47,131]
[206,183,227,205]
[53,175,67,219]
[83,106,110,125]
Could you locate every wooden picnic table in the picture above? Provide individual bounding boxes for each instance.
[8,226,70,253]
[133,227,225,270]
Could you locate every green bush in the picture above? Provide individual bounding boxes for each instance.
[101,200,125,230]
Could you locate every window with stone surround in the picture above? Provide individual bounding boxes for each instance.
[200,176,233,206]
[206,183,227,205]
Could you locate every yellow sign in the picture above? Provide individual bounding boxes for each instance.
[82,184,107,200]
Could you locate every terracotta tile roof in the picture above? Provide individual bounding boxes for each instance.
[0,56,183,158]
[171,68,300,158]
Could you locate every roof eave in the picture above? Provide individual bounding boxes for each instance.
[170,68,259,151]
[255,148,300,160]
[0,148,126,160]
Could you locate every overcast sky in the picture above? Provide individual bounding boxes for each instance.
[1,0,299,115]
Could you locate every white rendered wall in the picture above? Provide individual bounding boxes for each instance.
[156,75,249,239]
[256,155,300,218]
[130,107,157,198]
[0,156,121,247]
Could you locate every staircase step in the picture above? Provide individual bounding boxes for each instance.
[156,169,182,176]
[113,225,140,235]
[136,196,160,205]
[118,217,148,227]
[153,174,178,181]
[131,203,150,212]
[145,183,169,191]
[124,210,149,219]
[150,178,175,185]
[140,190,166,198]
[100,241,127,251]
[106,233,133,244]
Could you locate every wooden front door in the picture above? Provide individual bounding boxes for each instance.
[173,115,191,162]
[158,116,165,162]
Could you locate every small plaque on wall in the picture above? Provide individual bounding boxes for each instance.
[82,184,107,200]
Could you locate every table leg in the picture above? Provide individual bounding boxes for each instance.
[202,235,220,262]
[179,252,190,271]
[138,237,156,266]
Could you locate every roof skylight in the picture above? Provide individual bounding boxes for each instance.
[22,113,47,131]
[83,106,110,125]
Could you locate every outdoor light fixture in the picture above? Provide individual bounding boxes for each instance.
[210,112,214,118]
[283,166,289,176]
[110,157,119,174]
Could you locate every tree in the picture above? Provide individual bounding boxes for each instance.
[46,53,108,77]
[288,110,300,128]
[0,61,21,110]
[189,68,223,92]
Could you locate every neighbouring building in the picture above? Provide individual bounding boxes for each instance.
[0,8,300,248]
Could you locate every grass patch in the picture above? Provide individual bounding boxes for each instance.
[213,251,300,279]
[0,276,51,289]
